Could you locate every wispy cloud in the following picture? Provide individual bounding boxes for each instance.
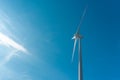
[0,10,17,38]
[0,32,28,65]
[0,10,31,80]
[0,32,27,53]
[0,10,28,66]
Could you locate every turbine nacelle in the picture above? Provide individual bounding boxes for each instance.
[72,33,83,39]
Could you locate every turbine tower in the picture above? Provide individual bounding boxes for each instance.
[72,6,87,80]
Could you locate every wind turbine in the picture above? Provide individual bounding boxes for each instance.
[72,6,87,80]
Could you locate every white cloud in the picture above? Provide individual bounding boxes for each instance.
[0,32,27,53]
[0,32,28,65]
[0,11,29,66]
[0,10,31,80]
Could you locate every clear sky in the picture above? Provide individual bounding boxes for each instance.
[0,0,120,80]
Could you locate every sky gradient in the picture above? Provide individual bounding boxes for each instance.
[0,0,120,80]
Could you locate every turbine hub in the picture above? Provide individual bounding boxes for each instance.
[72,33,83,39]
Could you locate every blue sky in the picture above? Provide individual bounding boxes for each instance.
[0,0,120,80]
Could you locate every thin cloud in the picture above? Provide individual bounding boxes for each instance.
[0,32,27,53]
[0,32,28,65]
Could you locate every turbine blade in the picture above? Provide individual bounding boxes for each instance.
[76,5,88,34]
[72,39,77,62]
